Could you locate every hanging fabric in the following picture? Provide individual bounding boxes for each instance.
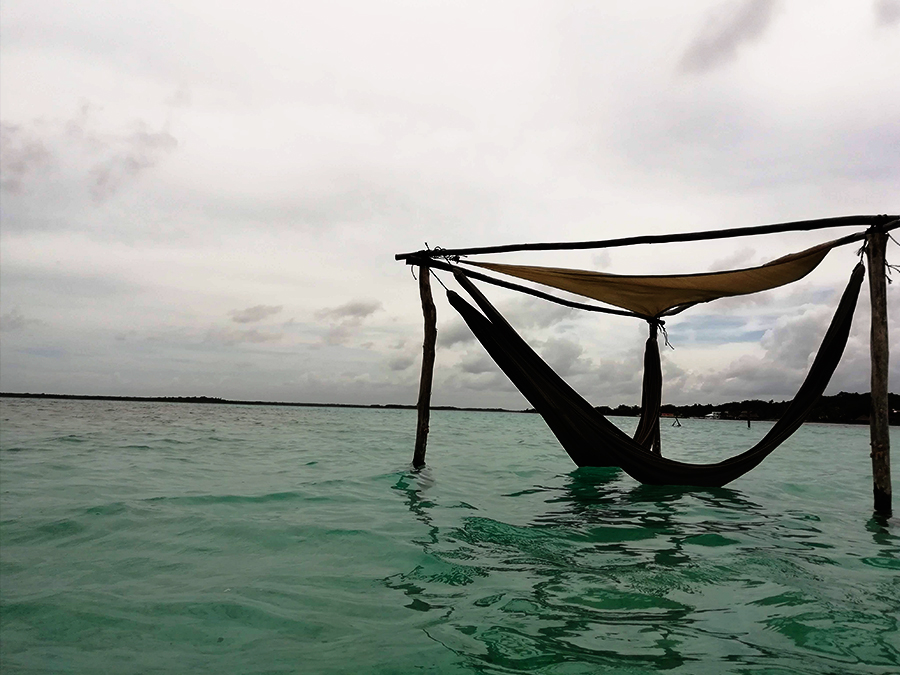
[463,237,845,317]
[632,321,661,454]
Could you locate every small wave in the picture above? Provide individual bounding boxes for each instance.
[861,556,900,570]
[82,502,129,517]
[144,491,307,506]
[4,518,89,545]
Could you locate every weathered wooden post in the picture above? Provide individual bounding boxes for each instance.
[412,265,437,469]
[866,227,892,515]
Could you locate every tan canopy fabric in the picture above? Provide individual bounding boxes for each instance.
[464,238,842,317]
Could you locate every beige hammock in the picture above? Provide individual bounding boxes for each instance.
[464,237,846,317]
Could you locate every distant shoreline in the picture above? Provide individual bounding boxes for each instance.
[2,391,896,425]
[0,392,520,415]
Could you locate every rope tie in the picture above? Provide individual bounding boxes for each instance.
[863,228,899,284]
[424,243,461,264]
[651,318,673,350]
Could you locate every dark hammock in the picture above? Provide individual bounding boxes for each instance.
[446,263,864,487]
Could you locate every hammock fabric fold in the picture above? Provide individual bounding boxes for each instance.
[447,263,864,487]
[633,323,661,454]
[464,238,843,317]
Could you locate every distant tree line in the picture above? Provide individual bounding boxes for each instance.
[595,391,899,425]
[0,393,524,415]
[2,390,897,424]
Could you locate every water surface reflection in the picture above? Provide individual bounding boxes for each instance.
[389,466,900,674]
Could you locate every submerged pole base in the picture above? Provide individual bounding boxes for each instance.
[872,442,892,516]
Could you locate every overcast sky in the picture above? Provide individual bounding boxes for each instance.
[1,0,898,408]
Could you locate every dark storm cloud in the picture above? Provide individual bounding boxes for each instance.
[0,124,52,193]
[875,0,900,26]
[680,0,780,73]
[230,305,283,324]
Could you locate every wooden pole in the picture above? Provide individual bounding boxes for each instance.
[866,229,892,515]
[412,265,437,469]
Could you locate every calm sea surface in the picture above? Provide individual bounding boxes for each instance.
[1,397,898,674]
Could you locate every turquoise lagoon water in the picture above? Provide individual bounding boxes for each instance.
[1,397,898,674]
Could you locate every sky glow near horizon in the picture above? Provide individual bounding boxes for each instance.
[1,0,898,409]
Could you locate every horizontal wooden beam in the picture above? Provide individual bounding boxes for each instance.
[402,224,898,320]
[396,214,898,261]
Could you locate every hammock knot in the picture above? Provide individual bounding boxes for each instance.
[424,244,461,264]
